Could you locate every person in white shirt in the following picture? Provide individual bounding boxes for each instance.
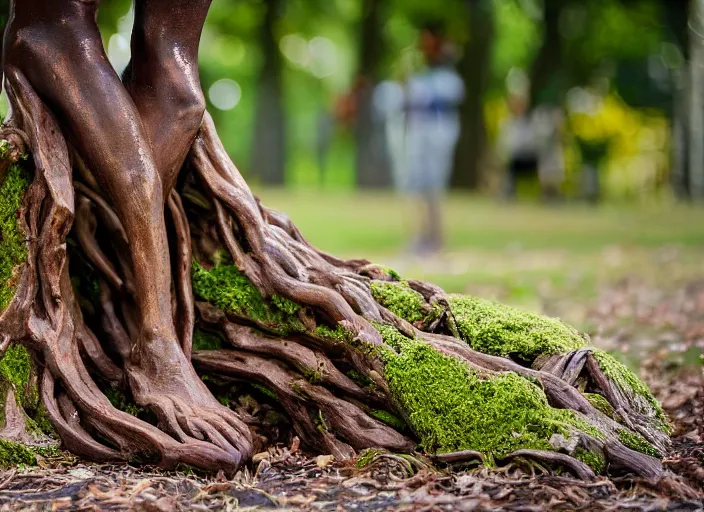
[375,24,464,255]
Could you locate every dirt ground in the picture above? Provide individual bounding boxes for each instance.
[1,280,703,511]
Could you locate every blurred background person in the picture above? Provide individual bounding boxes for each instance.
[376,23,465,256]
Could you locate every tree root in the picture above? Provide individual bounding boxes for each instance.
[0,67,671,478]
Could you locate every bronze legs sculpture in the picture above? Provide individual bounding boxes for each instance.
[4,0,251,469]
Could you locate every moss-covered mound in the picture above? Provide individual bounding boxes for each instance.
[190,264,667,470]
[0,160,31,311]
[448,295,586,361]
[375,323,599,465]
[447,295,667,431]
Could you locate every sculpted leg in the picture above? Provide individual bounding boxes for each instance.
[5,0,173,346]
[4,0,251,469]
[123,0,212,196]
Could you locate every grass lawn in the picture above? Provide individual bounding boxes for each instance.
[255,189,704,329]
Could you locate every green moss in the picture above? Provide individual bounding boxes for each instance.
[33,445,61,458]
[251,383,278,400]
[346,369,376,390]
[574,447,606,473]
[376,324,595,463]
[0,162,31,312]
[105,388,142,417]
[305,369,323,384]
[31,404,56,437]
[584,393,615,418]
[192,329,223,351]
[315,324,355,343]
[0,345,32,408]
[356,448,385,468]
[369,410,407,430]
[376,265,401,281]
[448,295,586,362]
[191,262,305,335]
[0,439,36,467]
[618,429,661,458]
[591,350,668,429]
[371,281,431,325]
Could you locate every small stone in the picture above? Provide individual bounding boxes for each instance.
[315,454,334,467]
[68,468,94,479]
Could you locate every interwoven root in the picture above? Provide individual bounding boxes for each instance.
[0,68,670,478]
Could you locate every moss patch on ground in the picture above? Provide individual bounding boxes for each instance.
[375,323,598,466]
[0,162,31,312]
[192,262,305,335]
[448,295,586,362]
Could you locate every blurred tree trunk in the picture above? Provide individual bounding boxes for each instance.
[450,0,495,190]
[690,0,704,199]
[664,0,691,198]
[688,0,704,200]
[251,0,286,185]
[528,0,564,108]
[354,0,391,189]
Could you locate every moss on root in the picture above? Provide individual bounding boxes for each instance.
[0,345,33,409]
[190,259,665,471]
[574,447,606,473]
[0,162,31,312]
[591,349,668,429]
[31,404,56,437]
[192,262,306,335]
[371,281,427,324]
[368,409,407,430]
[378,265,402,281]
[105,388,142,417]
[192,328,224,351]
[448,295,586,362]
[0,439,36,467]
[314,324,355,344]
[448,295,667,436]
[618,429,661,458]
[584,393,615,418]
[375,323,597,465]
